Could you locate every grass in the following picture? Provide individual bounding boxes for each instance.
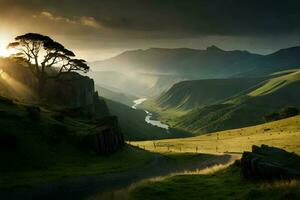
[131,115,300,154]
[130,114,300,199]
[249,69,300,96]
[0,100,158,189]
[131,164,300,200]
[142,69,300,135]
[0,145,157,189]
[142,99,188,121]
[106,98,189,140]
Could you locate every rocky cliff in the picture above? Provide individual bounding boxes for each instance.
[83,116,124,155]
[0,57,124,154]
[42,72,95,108]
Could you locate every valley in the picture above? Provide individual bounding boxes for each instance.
[1,27,300,200]
[132,97,169,130]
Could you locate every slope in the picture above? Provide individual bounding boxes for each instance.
[0,97,156,189]
[174,69,300,134]
[132,114,300,154]
[154,77,264,111]
[95,85,137,106]
[105,99,190,141]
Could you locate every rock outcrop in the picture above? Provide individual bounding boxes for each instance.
[241,145,300,180]
[0,58,125,155]
[83,116,124,155]
[42,73,95,108]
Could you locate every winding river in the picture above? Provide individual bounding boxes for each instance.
[131,98,169,131]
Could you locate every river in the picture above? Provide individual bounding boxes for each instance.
[131,98,169,131]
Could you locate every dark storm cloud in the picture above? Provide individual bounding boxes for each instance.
[1,0,300,60]
[5,0,300,37]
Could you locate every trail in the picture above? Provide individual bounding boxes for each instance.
[0,153,241,200]
[92,153,241,200]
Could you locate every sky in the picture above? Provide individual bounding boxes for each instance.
[0,0,300,61]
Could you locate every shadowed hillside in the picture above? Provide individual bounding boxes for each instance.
[105,98,191,140]
[95,85,137,107]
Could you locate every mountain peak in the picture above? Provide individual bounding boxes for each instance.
[206,45,223,52]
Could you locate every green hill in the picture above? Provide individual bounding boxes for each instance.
[0,97,158,189]
[155,78,264,111]
[132,115,300,200]
[132,112,300,154]
[173,70,300,134]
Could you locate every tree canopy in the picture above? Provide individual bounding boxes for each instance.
[7,33,89,77]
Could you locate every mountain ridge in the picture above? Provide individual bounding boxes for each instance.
[92,45,300,79]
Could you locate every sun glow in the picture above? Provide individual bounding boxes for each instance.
[0,33,15,57]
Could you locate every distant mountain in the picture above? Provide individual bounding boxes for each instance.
[236,46,300,77]
[92,46,300,79]
[92,46,262,78]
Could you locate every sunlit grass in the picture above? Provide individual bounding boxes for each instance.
[131,115,300,155]
[0,69,35,100]
[131,163,300,200]
[249,69,300,96]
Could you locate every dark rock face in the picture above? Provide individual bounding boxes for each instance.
[92,92,110,119]
[84,116,124,155]
[42,73,94,108]
[241,145,300,180]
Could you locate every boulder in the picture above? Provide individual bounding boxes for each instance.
[241,145,300,180]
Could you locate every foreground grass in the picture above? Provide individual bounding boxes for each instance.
[0,100,158,189]
[131,116,300,200]
[131,115,300,154]
[131,164,300,200]
[0,145,156,189]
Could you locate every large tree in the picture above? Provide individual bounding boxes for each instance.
[7,33,89,97]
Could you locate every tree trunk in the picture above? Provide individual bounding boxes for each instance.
[37,73,46,101]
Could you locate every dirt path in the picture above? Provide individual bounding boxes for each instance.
[0,153,240,200]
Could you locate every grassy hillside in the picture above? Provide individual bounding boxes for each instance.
[248,69,300,96]
[131,114,300,154]
[154,77,264,111]
[105,99,190,141]
[164,70,300,134]
[0,98,157,188]
[132,162,300,200]
[131,116,300,200]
